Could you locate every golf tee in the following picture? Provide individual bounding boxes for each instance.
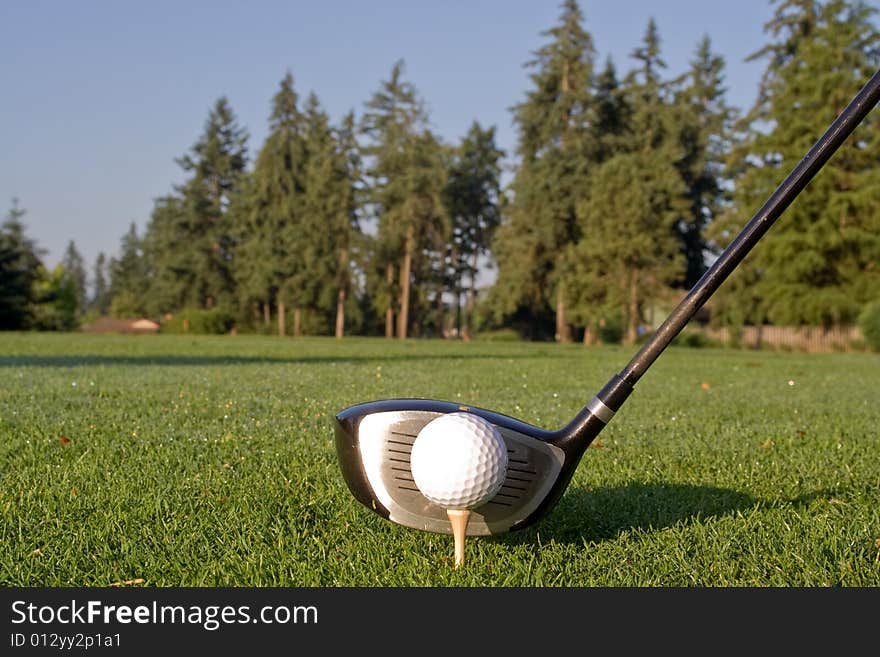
[447,509,470,567]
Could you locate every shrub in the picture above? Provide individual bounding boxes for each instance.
[858,300,880,352]
[672,329,712,348]
[109,290,144,319]
[472,328,522,342]
[587,313,624,344]
[161,308,235,335]
[598,319,624,344]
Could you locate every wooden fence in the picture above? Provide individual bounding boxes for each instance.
[694,325,864,353]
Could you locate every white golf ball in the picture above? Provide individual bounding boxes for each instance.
[410,412,508,509]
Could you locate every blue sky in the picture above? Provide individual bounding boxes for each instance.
[2,0,862,271]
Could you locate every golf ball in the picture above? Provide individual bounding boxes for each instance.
[410,412,508,509]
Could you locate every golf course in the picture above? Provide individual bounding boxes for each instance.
[1,332,877,587]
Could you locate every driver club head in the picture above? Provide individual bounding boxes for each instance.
[334,396,613,536]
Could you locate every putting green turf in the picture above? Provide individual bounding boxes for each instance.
[1,332,878,586]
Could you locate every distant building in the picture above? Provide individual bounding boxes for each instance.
[80,318,160,334]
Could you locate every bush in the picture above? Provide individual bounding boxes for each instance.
[597,315,624,344]
[671,329,712,348]
[858,300,880,352]
[161,308,235,335]
[110,290,144,319]
[472,328,522,342]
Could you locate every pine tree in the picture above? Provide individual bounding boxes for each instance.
[592,56,629,163]
[564,18,687,345]
[109,222,148,317]
[226,171,263,329]
[552,56,628,344]
[445,122,504,339]
[673,36,736,288]
[331,111,364,338]
[296,107,365,338]
[0,199,44,329]
[569,151,685,345]
[151,97,249,312]
[492,0,596,341]
[713,0,880,327]
[291,92,346,335]
[401,130,451,338]
[624,18,678,154]
[361,60,448,339]
[234,73,306,335]
[60,240,88,318]
[143,194,189,314]
[90,252,110,316]
[30,263,79,331]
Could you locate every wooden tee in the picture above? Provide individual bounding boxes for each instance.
[446,509,471,567]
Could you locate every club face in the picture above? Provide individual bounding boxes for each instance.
[334,399,567,536]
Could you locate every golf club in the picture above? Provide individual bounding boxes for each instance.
[335,67,880,537]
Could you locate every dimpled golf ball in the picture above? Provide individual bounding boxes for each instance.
[410,412,508,509]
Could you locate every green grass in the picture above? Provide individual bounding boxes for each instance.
[1,333,878,586]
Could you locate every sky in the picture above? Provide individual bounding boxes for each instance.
[1,0,858,273]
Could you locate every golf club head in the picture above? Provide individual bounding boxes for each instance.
[334,398,610,536]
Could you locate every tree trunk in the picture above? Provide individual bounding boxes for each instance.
[293,307,302,337]
[278,301,286,337]
[450,244,461,338]
[397,226,414,340]
[385,263,394,338]
[455,290,462,339]
[335,247,348,339]
[335,289,346,339]
[436,288,445,338]
[624,271,639,346]
[556,287,571,343]
[262,302,270,329]
[465,251,478,341]
[583,323,596,345]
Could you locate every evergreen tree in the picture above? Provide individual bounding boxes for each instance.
[225,170,265,331]
[236,73,307,336]
[568,152,685,345]
[592,56,629,162]
[30,263,78,331]
[491,0,596,341]
[402,130,451,338]
[553,56,629,344]
[0,199,44,329]
[185,97,249,310]
[361,60,447,339]
[109,222,148,317]
[60,240,88,318]
[673,36,736,288]
[712,0,880,327]
[289,92,345,335]
[146,97,249,313]
[295,106,364,337]
[331,111,364,338]
[445,122,504,339]
[625,18,672,149]
[143,195,189,314]
[90,252,110,316]
[564,18,687,345]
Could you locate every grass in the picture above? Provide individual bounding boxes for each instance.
[0,332,878,586]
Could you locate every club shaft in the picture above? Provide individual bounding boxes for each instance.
[618,68,880,387]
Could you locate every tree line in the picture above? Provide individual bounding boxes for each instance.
[3,0,878,343]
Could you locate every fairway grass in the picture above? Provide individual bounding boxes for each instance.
[1,332,878,586]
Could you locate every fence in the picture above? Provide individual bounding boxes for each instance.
[694,325,863,353]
